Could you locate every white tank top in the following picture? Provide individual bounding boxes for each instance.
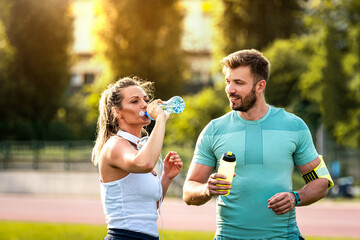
[100,172,162,237]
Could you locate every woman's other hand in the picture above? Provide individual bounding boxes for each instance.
[163,151,183,180]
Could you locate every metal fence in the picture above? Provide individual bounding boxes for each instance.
[1,139,359,182]
[0,140,185,197]
[0,140,95,171]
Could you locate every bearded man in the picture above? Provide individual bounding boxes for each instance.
[183,49,333,240]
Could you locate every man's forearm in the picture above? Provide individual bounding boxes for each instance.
[183,180,212,206]
[297,178,328,206]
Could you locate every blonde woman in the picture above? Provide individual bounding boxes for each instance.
[92,77,183,240]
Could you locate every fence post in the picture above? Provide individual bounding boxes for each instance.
[32,140,40,170]
[64,141,71,171]
[2,141,10,169]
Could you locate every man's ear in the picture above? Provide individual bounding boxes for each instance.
[257,80,266,93]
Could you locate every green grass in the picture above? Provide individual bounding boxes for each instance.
[0,221,359,240]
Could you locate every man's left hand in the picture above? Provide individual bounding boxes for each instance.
[267,192,296,215]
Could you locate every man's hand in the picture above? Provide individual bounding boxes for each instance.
[267,192,296,215]
[204,173,233,197]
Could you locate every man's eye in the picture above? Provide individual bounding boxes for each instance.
[145,99,150,103]
[131,100,138,104]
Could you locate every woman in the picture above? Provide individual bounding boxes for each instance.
[92,77,183,240]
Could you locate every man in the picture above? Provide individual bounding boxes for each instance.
[183,49,333,239]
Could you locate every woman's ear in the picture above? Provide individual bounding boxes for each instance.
[112,107,120,117]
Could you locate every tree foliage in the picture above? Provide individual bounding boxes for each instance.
[93,0,186,100]
[163,84,229,168]
[0,16,14,121]
[263,37,321,134]
[0,0,73,140]
[211,0,306,70]
[299,0,360,148]
[263,0,360,148]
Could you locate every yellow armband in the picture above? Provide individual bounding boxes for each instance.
[302,155,334,189]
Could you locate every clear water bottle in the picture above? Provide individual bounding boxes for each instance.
[139,96,185,119]
[159,96,185,114]
[216,152,236,196]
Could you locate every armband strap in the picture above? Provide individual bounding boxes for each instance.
[302,155,334,189]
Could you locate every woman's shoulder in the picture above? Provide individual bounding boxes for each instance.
[101,136,130,159]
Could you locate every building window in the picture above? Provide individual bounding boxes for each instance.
[84,73,95,85]
[192,71,201,83]
[70,74,83,87]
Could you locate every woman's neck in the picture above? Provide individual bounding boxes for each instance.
[118,126,142,138]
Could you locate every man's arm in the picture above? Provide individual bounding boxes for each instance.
[295,156,329,205]
[268,156,329,215]
[183,162,232,206]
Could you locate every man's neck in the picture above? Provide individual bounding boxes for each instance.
[238,100,269,121]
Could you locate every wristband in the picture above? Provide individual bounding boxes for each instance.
[291,191,301,206]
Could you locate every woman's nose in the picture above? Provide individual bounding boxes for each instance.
[142,99,149,107]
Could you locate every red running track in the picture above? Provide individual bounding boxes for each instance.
[0,194,359,239]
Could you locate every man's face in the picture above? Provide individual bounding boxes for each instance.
[224,66,257,112]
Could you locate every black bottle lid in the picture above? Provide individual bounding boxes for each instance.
[222,152,236,162]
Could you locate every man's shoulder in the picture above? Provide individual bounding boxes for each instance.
[267,106,308,130]
[203,111,238,135]
[211,111,234,122]
[209,111,240,128]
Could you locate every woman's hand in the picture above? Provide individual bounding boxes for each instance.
[147,99,169,121]
[163,151,183,180]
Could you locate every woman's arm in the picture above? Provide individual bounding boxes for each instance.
[105,100,169,173]
[161,151,183,199]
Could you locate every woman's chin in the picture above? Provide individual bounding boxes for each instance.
[143,118,152,125]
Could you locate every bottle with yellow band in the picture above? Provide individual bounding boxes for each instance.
[302,155,334,189]
[216,152,236,196]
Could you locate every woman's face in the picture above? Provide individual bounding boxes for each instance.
[118,85,151,126]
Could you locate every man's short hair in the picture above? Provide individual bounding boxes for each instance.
[220,49,270,83]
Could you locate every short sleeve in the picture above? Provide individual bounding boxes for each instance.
[293,119,318,166]
[192,122,217,167]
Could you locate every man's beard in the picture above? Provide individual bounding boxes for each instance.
[230,85,257,112]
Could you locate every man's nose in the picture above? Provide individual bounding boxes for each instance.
[226,82,235,94]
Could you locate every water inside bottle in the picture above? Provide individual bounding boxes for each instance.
[159,96,185,114]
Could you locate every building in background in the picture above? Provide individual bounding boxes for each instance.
[69,0,214,94]
[69,0,100,95]
[181,0,214,92]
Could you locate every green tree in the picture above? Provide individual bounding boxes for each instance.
[238,0,360,148]
[263,37,321,134]
[163,84,229,170]
[299,0,360,148]
[0,0,73,140]
[333,1,360,148]
[212,0,307,69]
[93,0,186,100]
[47,90,97,141]
[0,18,14,119]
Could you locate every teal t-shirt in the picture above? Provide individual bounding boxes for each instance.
[193,106,318,240]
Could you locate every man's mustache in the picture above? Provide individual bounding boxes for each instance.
[229,94,241,98]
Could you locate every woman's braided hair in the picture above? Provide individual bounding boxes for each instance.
[91,76,154,166]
